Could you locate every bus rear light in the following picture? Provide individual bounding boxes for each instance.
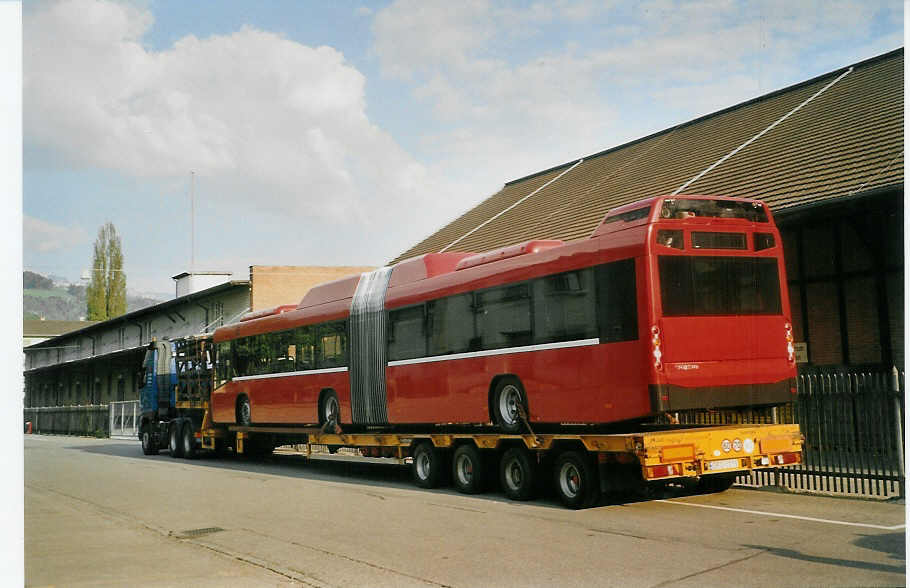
[784,322,795,363]
[651,326,663,370]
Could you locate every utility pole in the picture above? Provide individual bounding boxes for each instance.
[190,170,195,272]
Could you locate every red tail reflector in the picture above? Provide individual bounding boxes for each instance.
[647,463,679,478]
[775,452,800,465]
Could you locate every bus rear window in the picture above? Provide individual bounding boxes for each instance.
[659,256,781,316]
[660,199,768,222]
[691,232,747,250]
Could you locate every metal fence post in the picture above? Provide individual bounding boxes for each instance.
[892,367,904,496]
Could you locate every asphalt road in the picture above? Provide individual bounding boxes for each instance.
[25,435,905,587]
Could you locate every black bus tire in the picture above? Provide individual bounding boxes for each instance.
[237,396,252,426]
[492,377,526,434]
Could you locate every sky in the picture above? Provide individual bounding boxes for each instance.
[21,0,904,298]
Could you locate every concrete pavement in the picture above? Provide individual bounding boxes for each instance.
[25,435,906,587]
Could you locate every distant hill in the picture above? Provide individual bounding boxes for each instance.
[23,271,164,321]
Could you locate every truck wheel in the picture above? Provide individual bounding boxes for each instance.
[553,450,599,509]
[501,447,536,501]
[696,473,737,494]
[140,423,157,455]
[492,377,526,434]
[181,421,197,459]
[237,396,252,426]
[452,444,485,494]
[168,421,184,458]
[412,442,445,489]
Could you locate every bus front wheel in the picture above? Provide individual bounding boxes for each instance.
[492,377,527,434]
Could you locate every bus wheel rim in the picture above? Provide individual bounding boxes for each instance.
[559,462,581,498]
[500,385,521,425]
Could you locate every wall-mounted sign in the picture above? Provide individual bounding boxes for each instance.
[794,342,808,364]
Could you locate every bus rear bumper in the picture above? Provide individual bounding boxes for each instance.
[649,378,795,411]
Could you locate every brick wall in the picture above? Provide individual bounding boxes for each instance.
[249,265,375,311]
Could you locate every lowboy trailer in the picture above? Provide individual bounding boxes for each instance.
[140,336,802,509]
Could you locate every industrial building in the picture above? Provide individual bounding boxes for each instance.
[23,266,373,408]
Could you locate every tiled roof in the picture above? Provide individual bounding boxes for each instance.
[393,49,903,263]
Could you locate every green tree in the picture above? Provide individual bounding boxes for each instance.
[86,222,126,320]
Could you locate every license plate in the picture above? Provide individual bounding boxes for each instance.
[706,458,739,471]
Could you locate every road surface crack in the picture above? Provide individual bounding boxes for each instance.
[241,527,453,587]
[648,549,765,588]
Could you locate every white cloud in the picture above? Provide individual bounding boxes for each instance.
[24,0,441,231]
[24,215,88,253]
[372,0,900,188]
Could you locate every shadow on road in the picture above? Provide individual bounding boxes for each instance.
[742,543,906,574]
[58,438,578,509]
[853,532,906,561]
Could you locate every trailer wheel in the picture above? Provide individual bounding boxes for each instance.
[492,377,526,433]
[452,444,485,494]
[553,450,599,509]
[500,447,536,501]
[181,421,197,459]
[412,442,445,489]
[237,395,252,426]
[696,473,737,494]
[140,423,157,455]
[168,421,184,458]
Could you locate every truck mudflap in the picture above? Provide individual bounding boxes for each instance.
[630,423,803,481]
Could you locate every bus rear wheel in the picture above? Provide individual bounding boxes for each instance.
[553,450,599,509]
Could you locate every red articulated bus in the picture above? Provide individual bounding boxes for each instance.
[210,194,797,433]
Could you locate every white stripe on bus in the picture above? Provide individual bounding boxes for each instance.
[387,338,601,368]
[232,366,348,382]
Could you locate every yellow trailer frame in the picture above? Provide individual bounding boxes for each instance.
[202,419,803,484]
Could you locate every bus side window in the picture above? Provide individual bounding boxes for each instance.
[596,259,639,342]
[389,305,427,361]
[318,321,347,368]
[427,293,474,356]
[532,268,597,344]
[296,325,315,371]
